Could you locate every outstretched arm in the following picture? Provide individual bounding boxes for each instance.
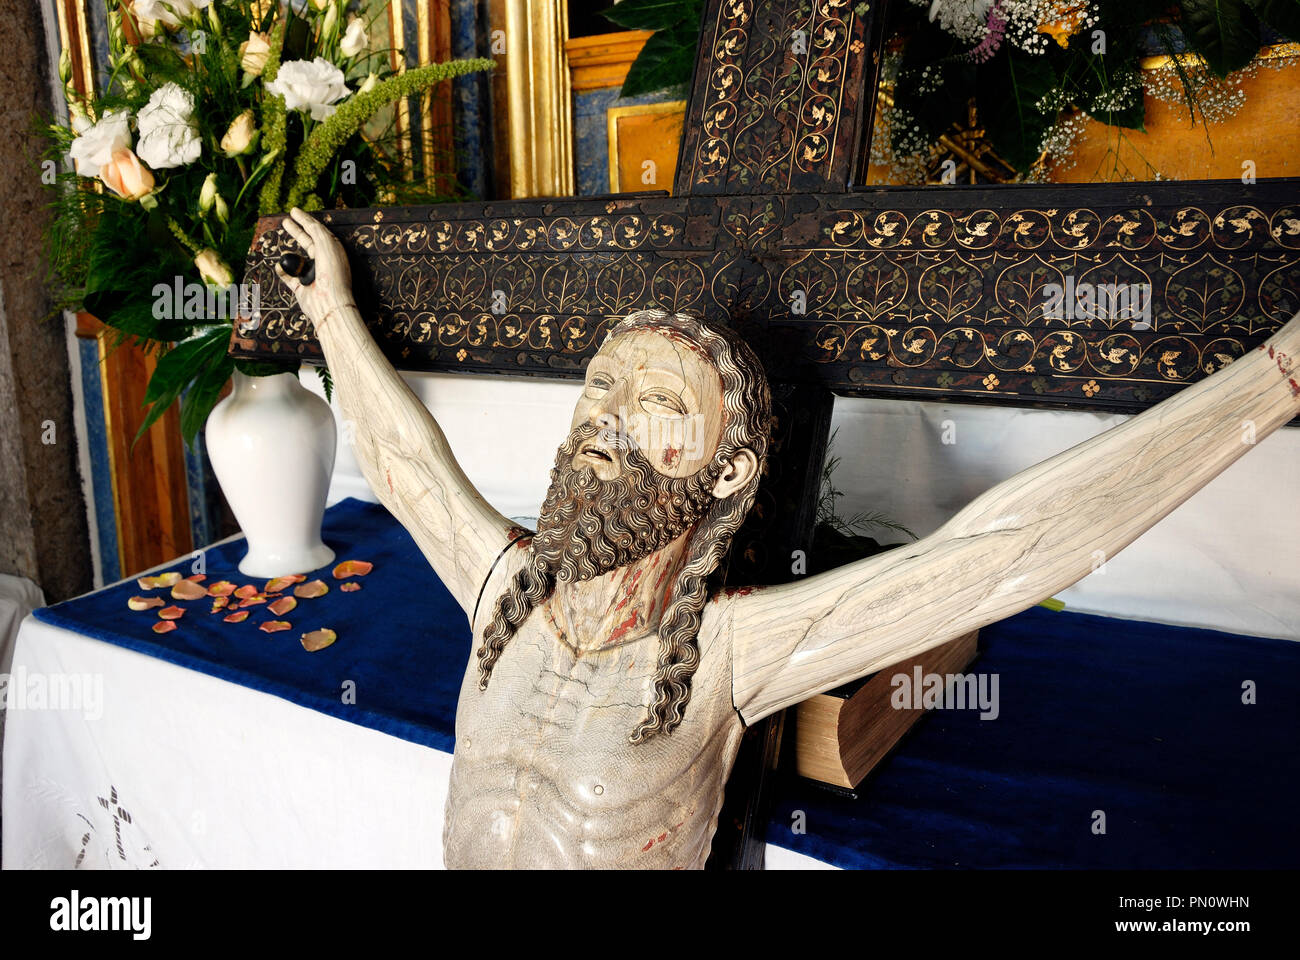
[275,208,513,617]
[732,312,1300,724]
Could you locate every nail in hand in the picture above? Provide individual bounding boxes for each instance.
[280,252,315,287]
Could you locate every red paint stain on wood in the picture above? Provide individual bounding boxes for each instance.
[662,445,682,468]
[386,469,393,494]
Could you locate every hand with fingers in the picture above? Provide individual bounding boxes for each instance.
[274,207,358,333]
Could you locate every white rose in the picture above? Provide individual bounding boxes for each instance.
[68,109,132,177]
[340,18,369,57]
[132,0,212,29]
[136,82,202,169]
[265,58,350,121]
[195,249,233,288]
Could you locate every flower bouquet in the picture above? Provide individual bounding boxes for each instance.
[45,0,493,445]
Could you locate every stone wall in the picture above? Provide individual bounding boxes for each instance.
[0,0,92,602]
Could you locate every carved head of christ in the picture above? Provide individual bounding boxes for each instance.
[478,310,772,742]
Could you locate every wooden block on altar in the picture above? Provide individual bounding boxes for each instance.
[794,630,980,790]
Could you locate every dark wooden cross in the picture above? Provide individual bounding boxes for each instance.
[231,0,1300,867]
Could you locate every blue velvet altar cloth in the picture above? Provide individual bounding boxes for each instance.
[35,498,1300,869]
[36,498,467,754]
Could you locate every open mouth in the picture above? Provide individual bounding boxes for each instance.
[580,444,614,463]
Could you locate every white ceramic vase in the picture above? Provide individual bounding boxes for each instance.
[206,370,337,577]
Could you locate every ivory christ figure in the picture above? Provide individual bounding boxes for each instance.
[275,207,1300,869]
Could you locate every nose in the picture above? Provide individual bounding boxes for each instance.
[586,379,629,432]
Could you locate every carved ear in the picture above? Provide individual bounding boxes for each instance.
[711,448,759,499]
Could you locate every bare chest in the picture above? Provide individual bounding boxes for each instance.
[442,607,743,869]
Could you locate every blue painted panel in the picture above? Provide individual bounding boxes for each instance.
[79,338,120,585]
[573,88,677,197]
[451,0,493,198]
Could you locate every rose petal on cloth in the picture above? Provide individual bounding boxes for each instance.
[264,576,298,594]
[260,620,292,633]
[293,579,329,599]
[153,620,178,634]
[223,610,250,623]
[158,606,185,620]
[171,580,208,601]
[238,595,267,608]
[332,560,373,579]
[268,596,297,616]
[128,596,165,611]
[137,572,182,590]
[186,574,207,582]
[300,628,337,652]
[340,582,361,592]
[211,597,230,613]
[207,581,236,597]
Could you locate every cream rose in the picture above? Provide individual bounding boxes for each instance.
[136,82,202,169]
[99,148,155,201]
[199,172,219,213]
[195,249,233,288]
[68,109,132,177]
[240,31,272,77]
[265,58,350,120]
[220,109,259,156]
[340,18,369,57]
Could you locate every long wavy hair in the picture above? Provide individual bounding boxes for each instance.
[476,310,772,742]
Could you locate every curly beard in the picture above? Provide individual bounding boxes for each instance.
[532,421,723,583]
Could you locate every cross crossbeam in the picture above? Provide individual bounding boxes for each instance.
[231,0,1299,417]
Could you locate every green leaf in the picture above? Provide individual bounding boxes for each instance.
[1179,0,1263,77]
[180,354,235,449]
[1244,0,1300,40]
[602,0,701,32]
[99,300,174,341]
[143,328,229,406]
[315,364,334,403]
[620,17,700,97]
[136,328,231,449]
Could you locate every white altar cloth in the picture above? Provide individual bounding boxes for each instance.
[2,615,830,870]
